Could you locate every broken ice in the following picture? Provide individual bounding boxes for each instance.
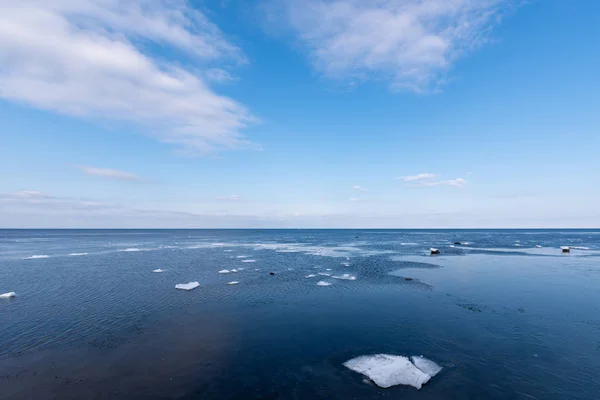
[152,269,165,273]
[175,282,200,291]
[0,292,16,299]
[227,281,239,285]
[218,269,231,274]
[332,274,356,281]
[316,281,331,286]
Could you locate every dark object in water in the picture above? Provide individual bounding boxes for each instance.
[454,242,461,245]
[561,246,570,253]
[269,272,275,275]
[430,248,441,255]
[404,277,413,281]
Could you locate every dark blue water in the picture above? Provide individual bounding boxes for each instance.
[1,229,599,399]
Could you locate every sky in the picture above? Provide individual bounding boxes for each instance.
[0,0,599,228]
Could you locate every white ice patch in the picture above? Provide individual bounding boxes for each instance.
[317,281,331,286]
[224,250,233,252]
[410,356,443,377]
[332,274,356,281]
[23,255,49,259]
[305,274,317,278]
[0,292,16,299]
[230,269,238,273]
[212,243,225,246]
[119,248,140,252]
[175,282,199,291]
[236,255,248,258]
[152,269,165,273]
[227,281,239,285]
[238,267,245,271]
[572,246,591,250]
[318,272,331,276]
[515,244,521,247]
[536,245,543,248]
[326,268,332,271]
[242,260,256,263]
[343,354,431,389]
[343,263,350,267]
[68,252,88,256]
[401,243,418,245]
[218,269,231,274]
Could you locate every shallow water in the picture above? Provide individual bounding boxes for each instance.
[1,229,600,399]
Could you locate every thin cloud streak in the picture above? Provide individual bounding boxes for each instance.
[396,173,437,182]
[75,165,142,181]
[352,185,368,192]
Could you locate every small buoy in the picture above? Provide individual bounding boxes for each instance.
[561,246,570,253]
[430,248,441,255]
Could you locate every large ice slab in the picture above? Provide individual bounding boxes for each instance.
[411,356,443,377]
[218,269,231,274]
[175,282,200,291]
[0,292,16,299]
[343,354,432,389]
[23,255,49,259]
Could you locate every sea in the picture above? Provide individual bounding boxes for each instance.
[1,229,599,399]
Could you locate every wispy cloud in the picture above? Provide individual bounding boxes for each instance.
[396,173,437,182]
[352,185,368,192]
[267,0,513,92]
[416,178,467,188]
[348,198,361,202]
[0,190,117,210]
[0,0,257,154]
[216,195,241,201]
[75,165,142,181]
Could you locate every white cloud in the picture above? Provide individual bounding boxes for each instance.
[217,195,241,201]
[348,198,361,202]
[411,178,467,188]
[396,173,437,182]
[352,185,368,192]
[0,0,256,153]
[75,165,141,181]
[268,0,512,91]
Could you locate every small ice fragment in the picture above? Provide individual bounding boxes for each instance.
[332,274,356,281]
[317,281,332,286]
[231,269,238,273]
[175,282,199,291]
[536,245,542,248]
[515,244,521,247]
[238,267,245,271]
[0,292,16,299]
[227,281,239,285]
[305,274,317,278]
[152,269,165,273]
[254,268,260,271]
[343,354,431,389]
[236,255,248,258]
[288,268,293,271]
[218,269,230,274]
[212,243,225,246]
[516,240,521,243]
[449,245,455,248]
[224,250,233,252]
[343,263,350,267]
[326,268,332,271]
[23,255,49,259]
[318,272,331,276]
[410,356,443,377]
[119,248,140,252]
[68,252,88,256]
[242,260,256,263]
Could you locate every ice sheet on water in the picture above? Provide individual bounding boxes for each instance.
[152,269,165,273]
[236,255,248,258]
[326,268,332,271]
[238,267,245,271]
[231,269,238,273]
[119,248,140,252]
[23,255,49,259]
[316,281,331,286]
[305,274,317,278]
[332,274,356,281]
[68,252,88,256]
[0,292,16,299]
[227,281,239,285]
[410,356,443,377]
[242,260,256,263]
[343,354,431,389]
[175,282,199,291]
[318,272,331,276]
[218,269,230,274]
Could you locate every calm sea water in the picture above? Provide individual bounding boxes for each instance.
[1,229,599,399]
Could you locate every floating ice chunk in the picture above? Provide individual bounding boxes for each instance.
[218,269,231,274]
[305,274,317,278]
[236,255,248,258]
[449,245,455,248]
[242,260,256,263]
[212,243,225,246]
[410,356,443,377]
[224,250,233,252]
[343,354,431,389]
[561,246,570,253]
[227,281,239,285]
[152,269,165,273]
[343,263,350,267]
[572,246,590,250]
[536,245,543,248]
[515,244,521,247]
[23,255,49,259]
[318,272,331,276]
[317,281,332,286]
[231,269,238,273]
[0,292,16,299]
[175,282,199,291]
[254,268,260,271]
[326,268,332,271]
[68,252,88,256]
[430,248,440,255]
[332,274,356,281]
[119,248,140,252]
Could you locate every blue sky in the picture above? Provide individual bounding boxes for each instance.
[1,0,599,228]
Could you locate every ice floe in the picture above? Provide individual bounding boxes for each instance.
[0,292,16,299]
[23,255,49,259]
[332,274,356,281]
[410,356,443,377]
[175,282,200,291]
[231,269,238,273]
[68,252,88,256]
[316,281,332,286]
[218,269,231,274]
[241,260,256,263]
[152,269,165,273]
[236,255,248,258]
[536,245,543,248]
[119,248,140,252]
[305,274,317,278]
[326,268,332,271]
[227,281,239,285]
[343,354,441,389]
[318,272,331,276]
